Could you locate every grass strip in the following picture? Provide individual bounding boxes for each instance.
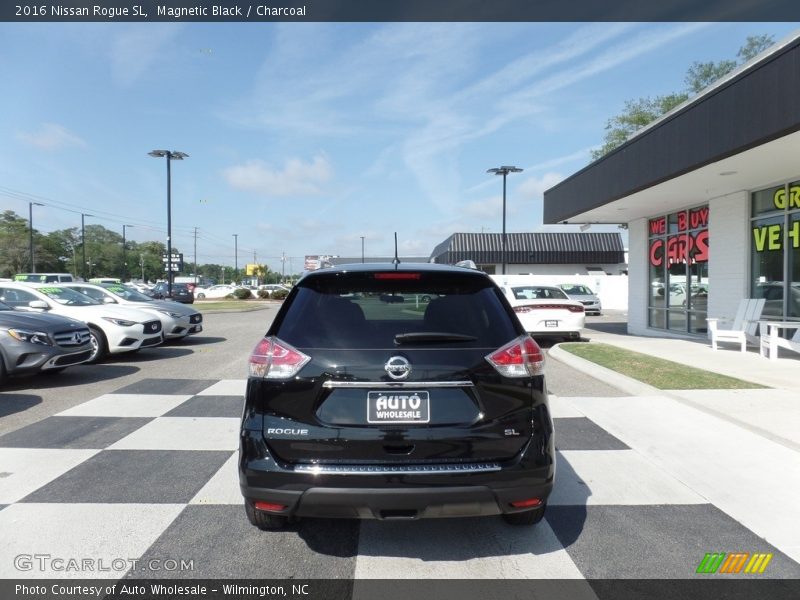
[559,342,768,389]
[194,300,271,312]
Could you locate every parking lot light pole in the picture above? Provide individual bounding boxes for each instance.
[149,150,188,297]
[233,233,238,284]
[28,201,44,272]
[80,212,93,281]
[122,224,134,282]
[361,236,365,263]
[487,166,523,275]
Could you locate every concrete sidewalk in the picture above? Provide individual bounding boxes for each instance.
[548,317,800,564]
[582,319,800,390]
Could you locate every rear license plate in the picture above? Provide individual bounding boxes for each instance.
[367,391,430,424]
[545,320,558,327]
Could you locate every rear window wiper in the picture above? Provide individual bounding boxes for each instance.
[394,332,477,344]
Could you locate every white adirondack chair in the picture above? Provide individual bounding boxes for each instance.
[707,298,766,352]
[759,324,800,360]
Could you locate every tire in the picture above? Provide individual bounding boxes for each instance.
[0,355,6,386]
[196,293,205,299]
[87,326,108,363]
[502,503,546,526]
[245,500,289,531]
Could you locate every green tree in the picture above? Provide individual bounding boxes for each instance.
[591,93,688,160]
[592,34,775,160]
[737,34,775,62]
[0,210,31,277]
[684,59,737,94]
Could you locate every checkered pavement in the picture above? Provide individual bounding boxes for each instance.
[1,379,799,581]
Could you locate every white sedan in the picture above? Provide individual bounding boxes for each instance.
[64,283,202,340]
[193,284,242,300]
[0,282,163,362]
[498,284,585,341]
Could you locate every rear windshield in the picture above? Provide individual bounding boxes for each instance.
[273,272,518,349]
[510,286,568,300]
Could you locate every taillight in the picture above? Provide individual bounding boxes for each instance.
[248,336,311,379]
[485,335,544,377]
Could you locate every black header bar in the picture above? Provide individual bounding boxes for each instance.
[3,0,800,22]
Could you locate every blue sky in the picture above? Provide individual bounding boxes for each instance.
[1,22,798,273]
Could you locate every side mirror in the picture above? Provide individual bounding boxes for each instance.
[102,297,116,304]
[28,300,50,310]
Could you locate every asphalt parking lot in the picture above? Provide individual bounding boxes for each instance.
[1,309,799,587]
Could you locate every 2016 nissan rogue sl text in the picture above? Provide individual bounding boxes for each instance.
[239,263,555,529]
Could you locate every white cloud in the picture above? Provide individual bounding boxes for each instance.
[224,155,333,197]
[17,123,86,150]
[109,25,182,86]
[517,172,565,200]
[463,196,503,219]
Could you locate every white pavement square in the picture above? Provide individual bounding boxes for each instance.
[0,448,100,504]
[0,503,185,579]
[56,394,193,418]
[548,395,585,419]
[354,518,585,578]
[189,452,242,505]
[196,380,246,396]
[550,450,707,506]
[107,417,240,451]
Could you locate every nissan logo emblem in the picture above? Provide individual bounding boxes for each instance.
[385,356,411,380]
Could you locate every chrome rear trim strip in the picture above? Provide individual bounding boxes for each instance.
[294,462,501,475]
[322,380,474,389]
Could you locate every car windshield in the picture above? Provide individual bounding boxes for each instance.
[511,286,569,300]
[37,286,100,306]
[104,284,154,302]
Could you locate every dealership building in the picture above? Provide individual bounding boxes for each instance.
[543,32,800,338]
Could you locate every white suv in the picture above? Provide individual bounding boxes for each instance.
[0,283,163,363]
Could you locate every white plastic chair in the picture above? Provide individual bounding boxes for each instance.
[707,298,765,352]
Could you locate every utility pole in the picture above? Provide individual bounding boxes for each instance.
[232,233,238,284]
[122,224,134,282]
[81,213,93,280]
[29,202,44,272]
[193,226,198,284]
[281,252,286,281]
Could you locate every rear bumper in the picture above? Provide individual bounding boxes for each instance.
[239,430,554,520]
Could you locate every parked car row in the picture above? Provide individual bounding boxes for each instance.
[0,281,203,385]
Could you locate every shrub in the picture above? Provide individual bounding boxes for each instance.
[233,288,253,300]
[257,290,271,299]
[270,288,289,300]
[224,293,235,299]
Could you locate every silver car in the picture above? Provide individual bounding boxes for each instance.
[0,300,92,384]
[558,284,602,315]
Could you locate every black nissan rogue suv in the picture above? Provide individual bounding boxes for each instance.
[239,263,555,529]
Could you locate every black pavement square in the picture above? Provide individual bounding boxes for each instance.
[113,378,217,395]
[0,416,151,449]
[547,504,800,579]
[164,396,244,418]
[126,505,359,579]
[21,449,231,504]
[554,417,629,451]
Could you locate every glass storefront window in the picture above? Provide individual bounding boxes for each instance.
[648,205,709,333]
[751,182,800,322]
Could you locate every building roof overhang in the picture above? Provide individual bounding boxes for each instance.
[543,30,800,224]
